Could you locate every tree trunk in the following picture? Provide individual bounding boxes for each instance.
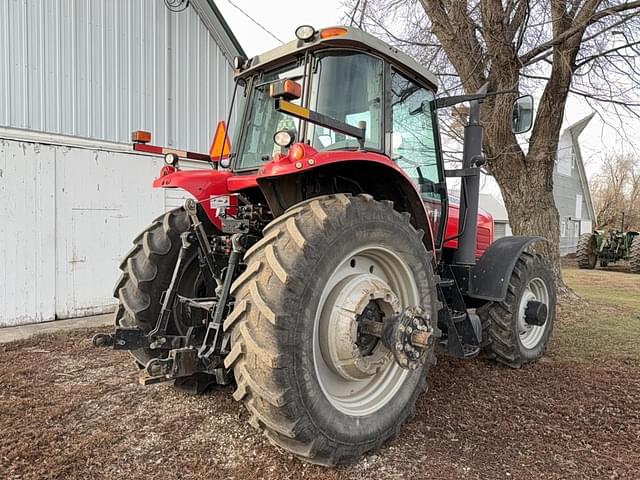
[495,162,564,286]
[482,85,570,292]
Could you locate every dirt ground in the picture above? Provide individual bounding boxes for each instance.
[2,265,639,480]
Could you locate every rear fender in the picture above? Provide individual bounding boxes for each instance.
[256,150,436,251]
[153,169,239,229]
[467,236,545,302]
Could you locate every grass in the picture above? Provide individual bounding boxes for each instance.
[551,266,640,363]
[564,268,640,310]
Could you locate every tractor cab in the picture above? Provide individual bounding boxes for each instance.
[227,26,449,245]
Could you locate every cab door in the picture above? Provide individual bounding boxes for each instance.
[388,68,447,247]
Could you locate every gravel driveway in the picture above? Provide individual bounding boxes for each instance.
[2,267,639,480]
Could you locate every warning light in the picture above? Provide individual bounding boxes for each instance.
[131,130,151,143]
[289,144,305,161]
[270,79,302,101]
[320,27,348,39]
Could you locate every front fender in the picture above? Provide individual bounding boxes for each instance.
[468,236,545,302]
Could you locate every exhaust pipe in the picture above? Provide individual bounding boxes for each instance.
[453,85,487,266]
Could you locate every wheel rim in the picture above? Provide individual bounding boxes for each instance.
[312,245,419,416]
[517,277,549,349]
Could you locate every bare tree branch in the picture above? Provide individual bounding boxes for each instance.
[519,0,640,65]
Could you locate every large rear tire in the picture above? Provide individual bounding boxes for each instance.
[224,194,437,465]
[112,208,195,366]
[630,236,640,274]
[576,232,597,269]
[478,252,555,368]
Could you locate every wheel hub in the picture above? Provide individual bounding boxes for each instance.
[380,306,434,370]
[517,277,550,349]
[355,301,384,355]
[524,300,547,326]
[319,275,400,381]
[313,245,421,416]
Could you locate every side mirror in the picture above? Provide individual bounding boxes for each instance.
[511,95,534,134]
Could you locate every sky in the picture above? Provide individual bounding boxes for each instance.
[215,0,638,196]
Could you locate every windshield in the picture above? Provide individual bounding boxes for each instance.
[235,63,304,170]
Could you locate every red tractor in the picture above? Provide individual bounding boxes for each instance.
[95,26,555,465]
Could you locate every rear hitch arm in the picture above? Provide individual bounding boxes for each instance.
[198,233,245,360]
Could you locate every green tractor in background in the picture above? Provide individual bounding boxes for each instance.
[577,214,640,273]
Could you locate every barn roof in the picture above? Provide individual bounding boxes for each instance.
[561,113,596,222]
[192,0,247,61]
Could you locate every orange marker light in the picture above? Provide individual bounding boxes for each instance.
[320,27,348,39]
[270,79,302,101]
[209,121,231,160]
[290,144,305,161]
[132,130,151,143]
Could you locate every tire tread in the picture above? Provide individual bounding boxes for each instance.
[226,194,434,465]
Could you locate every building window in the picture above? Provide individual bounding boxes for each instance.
[575,194,583,219]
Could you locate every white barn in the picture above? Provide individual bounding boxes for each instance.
[480,114,596,255]
[479,193,512,239]
[0,0,244,326]
[554,114,596,255]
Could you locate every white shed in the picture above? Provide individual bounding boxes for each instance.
[0,0,244,326]
[479,193,512,239]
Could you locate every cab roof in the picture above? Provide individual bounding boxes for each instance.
[237,26,439,92]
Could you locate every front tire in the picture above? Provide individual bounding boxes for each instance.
[224,194,437,465]
[479,252,556,367]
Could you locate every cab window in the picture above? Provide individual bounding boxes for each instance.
[390,69,446,242]
[308,52,383,151]
[236,63,304,171]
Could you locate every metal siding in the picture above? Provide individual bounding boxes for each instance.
[0,0,235,153]
[53,144,166,320]
[554,147,589,255]
[0,1,8,125]
[0,139,57,326]
[0,2,238,325]
[0,136,169,326]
